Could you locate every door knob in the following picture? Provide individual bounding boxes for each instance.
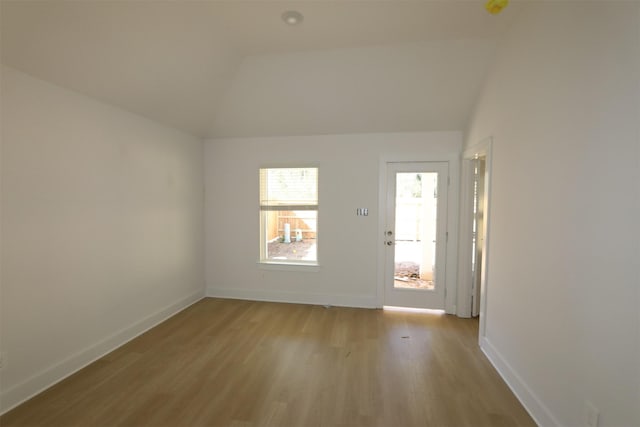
[385,241,394,246]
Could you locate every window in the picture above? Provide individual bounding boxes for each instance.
[259,167,318,265]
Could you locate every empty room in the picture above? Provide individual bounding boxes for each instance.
[1,1,639,426]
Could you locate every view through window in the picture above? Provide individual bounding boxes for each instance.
[259,167,318,264]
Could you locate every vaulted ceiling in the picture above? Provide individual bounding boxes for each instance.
[1,1,522,138]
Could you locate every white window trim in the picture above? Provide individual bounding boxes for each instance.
[257,262,321,272]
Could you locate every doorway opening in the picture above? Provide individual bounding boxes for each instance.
[470,157,486,317]
[459,137,492,341]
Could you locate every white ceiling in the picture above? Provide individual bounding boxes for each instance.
[1,1,522,138]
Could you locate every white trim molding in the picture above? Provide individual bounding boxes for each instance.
[207,287,377,309]
[0,290,204,415]
[481,337,561,427]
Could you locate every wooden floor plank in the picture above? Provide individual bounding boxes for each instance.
[1,298,536,427]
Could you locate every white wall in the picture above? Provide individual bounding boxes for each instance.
[465,3,640,426]
[0,66,205,413]
[205,132,460,310]
[211,40,496,138]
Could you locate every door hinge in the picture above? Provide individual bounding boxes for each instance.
[448,175,450,186]
[446,231,449,242]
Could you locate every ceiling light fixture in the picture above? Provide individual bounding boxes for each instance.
[281,10,304,26]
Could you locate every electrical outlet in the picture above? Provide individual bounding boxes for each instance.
[585,401,599,427]
[0,352,7,369]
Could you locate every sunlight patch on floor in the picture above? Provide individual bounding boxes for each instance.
[383,306,445,315]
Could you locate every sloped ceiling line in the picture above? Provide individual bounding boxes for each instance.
[1,1,520,138]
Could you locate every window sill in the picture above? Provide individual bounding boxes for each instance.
[258,262,320,272]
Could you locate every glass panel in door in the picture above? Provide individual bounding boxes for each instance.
[393,172,437,290]
[384,162,448,310]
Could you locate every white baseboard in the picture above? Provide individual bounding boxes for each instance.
[206,286,377,309]
[480,336,560,427]
[0,289,204,415]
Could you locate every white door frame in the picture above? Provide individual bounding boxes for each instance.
[377,154,459,313]
[458,137,493,342]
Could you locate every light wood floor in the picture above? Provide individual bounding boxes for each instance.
[1,298,535,427]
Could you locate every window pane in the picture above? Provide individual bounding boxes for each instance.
[263,210,317,262]
[260,168,318,207]
[260,167,318,264]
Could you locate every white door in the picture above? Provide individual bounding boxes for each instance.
[384,162,448,309]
